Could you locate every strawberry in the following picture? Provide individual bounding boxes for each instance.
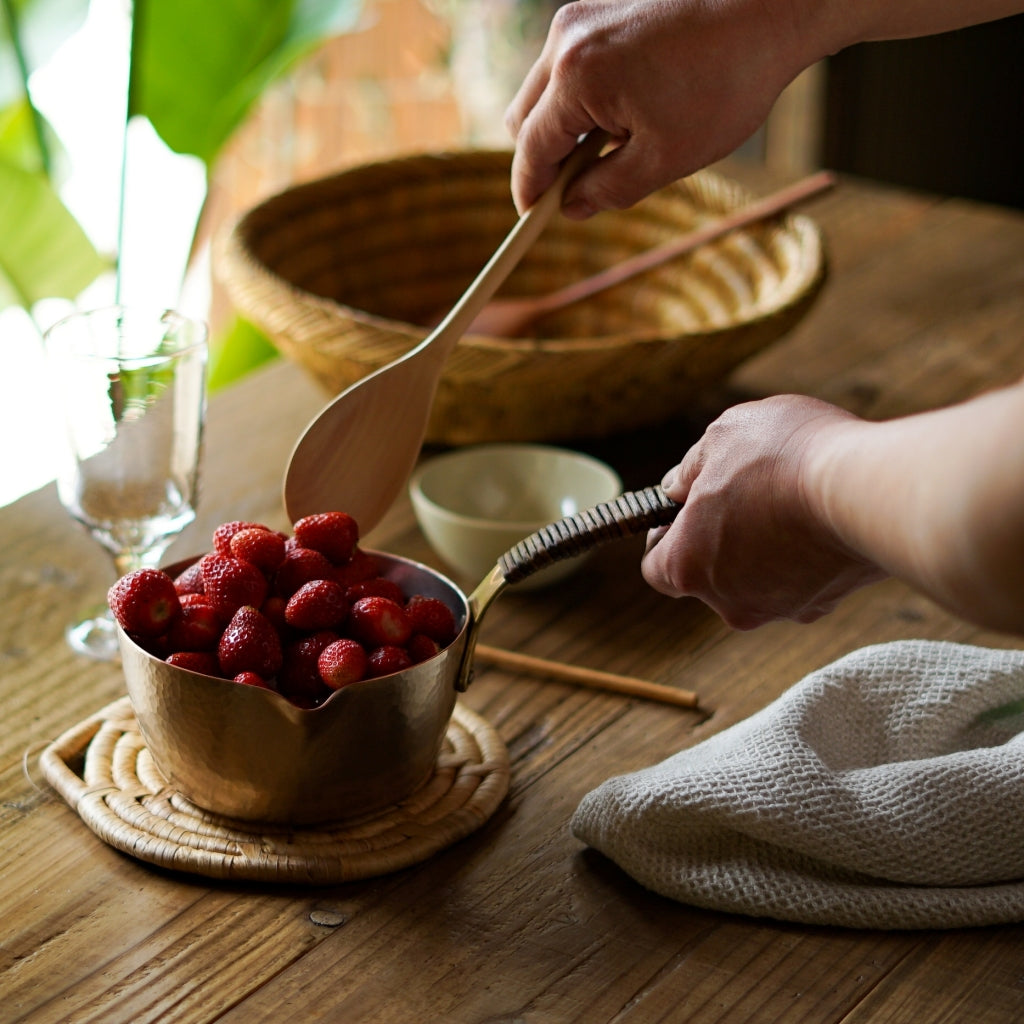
[234,670,272,689]
[108,568,181,637]
[200,553,269,621]
[212,520,273,557]
[366,644,413,678]
[348,596,412,648]
[285,579,349,631]
[279,631,338,703]
[260,594,290,634]
[318,638,368,689]
[273,546,336,597]
[166,650,222,677]
[217,605,283,679]
[405,595,458,645]
[407,633,441,663]
[332,547,380,588]
[165,598,221,652]
[293,511,359,565]
[229,527,286,573]
[344,577,405,605]
[173,560,205,596]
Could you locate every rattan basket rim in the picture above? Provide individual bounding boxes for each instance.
[219,149,827,352]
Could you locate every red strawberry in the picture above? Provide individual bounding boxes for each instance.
[165,599,221,652]
[348,596,412,648]
[212,520,272,557]
[285,579,349,631]
[234,670,272,689]
[217,605,283,679]
[318,638,368,689]
[166,650,222,677]
[345,577,405,605]
[366,644,413,678]
[108,569,181,637]
[260,594,290,634]
[273,546,336,597]
[229,527,286,573]
[173,560,205,596]
[405,595,458,646]
[293,511,359,565]
[407,633,441,663]
[332,547,380,588]
[279,631,338,702]
[201,553,268,621]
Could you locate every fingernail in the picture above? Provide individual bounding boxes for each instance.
[661,468,676,490]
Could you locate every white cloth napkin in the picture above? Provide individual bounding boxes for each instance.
[571,640,1024,929]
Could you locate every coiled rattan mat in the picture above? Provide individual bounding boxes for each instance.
[39,696,509,884]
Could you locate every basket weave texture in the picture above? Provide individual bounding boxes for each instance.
[216,150,826,444]
[40,697,508,884]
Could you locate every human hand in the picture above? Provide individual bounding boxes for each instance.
[641,395,886,629]
[505,0,814,216]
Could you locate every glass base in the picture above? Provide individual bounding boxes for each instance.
[66,607,121,661]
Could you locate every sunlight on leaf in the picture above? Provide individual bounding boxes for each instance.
[0,0,90,106]
[0,96,55,172]
[208,314,280,391]
[132,0,364,164]
[0,158,109,310]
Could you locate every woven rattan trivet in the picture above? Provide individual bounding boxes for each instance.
[39,695,509,884]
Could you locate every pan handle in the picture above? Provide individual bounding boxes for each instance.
[498,485,680,583]
[456,485,681,691]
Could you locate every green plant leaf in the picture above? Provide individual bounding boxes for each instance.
[0,96,49,172]
[0,0,90,107]
[207,314,279,392]
[0,158,109,310]
[132,0,363,165]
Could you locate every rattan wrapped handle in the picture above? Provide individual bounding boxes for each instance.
[498,485,680,584]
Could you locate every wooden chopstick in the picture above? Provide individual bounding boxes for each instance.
[474,643,699,709]
[530,169,837,317]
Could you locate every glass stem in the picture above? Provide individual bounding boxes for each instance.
[112,540,174,579]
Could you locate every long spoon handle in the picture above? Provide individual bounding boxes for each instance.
[415,130,609,366]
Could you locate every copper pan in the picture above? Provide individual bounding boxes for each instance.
[118,486,678,825]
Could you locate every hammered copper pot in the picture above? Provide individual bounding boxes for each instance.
[119,552,469,825]
[118,486,678,826]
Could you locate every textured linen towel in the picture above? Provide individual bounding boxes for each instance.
[571,640,1024,929]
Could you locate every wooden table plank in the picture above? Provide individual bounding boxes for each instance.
[3,168,1024,1024]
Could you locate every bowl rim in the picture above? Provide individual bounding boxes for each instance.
[409,443,623,533]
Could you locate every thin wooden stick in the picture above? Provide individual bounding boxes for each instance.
[474,643,699,709]
[530,170,836,317]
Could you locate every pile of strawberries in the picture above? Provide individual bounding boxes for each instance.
[107,512,459,708]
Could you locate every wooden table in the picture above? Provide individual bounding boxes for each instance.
[4,167,1024,1023]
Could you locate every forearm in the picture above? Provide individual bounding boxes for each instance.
[801,0,1024,59]
[806,380,1024,633]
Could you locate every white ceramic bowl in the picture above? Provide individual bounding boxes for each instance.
[409,444,623,590]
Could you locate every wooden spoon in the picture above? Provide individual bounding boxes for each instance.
[462,169,836,338]
[283,130,609,530]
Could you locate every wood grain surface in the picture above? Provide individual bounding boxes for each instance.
[3,165,1024,1024]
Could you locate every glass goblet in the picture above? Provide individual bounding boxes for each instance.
[44,306,208,659]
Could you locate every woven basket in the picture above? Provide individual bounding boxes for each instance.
[216,150,826,444]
